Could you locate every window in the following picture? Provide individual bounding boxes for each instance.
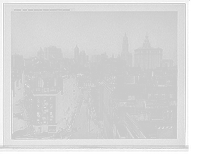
[161,94,165,99]
[169,93,173,99]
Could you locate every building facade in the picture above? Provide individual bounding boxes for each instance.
[134,35,163,69]
[24,58,34,70]
[161,59,174,68]
[78,50,87,66]
[102,58,126,74]
[44,46,63,60]
[37,47,44,60]
[26,72,63,133]
[74,45,79,63]
[11,54,24,67]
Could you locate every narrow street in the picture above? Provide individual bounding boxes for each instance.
[63,90,102,139]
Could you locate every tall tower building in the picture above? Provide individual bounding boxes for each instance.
[79,50,88,65]
[134,34,163,69]
[44,46,63,60]
[74,45,79,61]
[37,47,44,59]
[121,33,132,67]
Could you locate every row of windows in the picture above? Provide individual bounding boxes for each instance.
[37,97,53,103]
[37,104,53,109]
[37,119,53,124]
[37,118,53,124]
[148,93,173,99]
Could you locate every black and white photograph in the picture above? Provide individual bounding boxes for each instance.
[3,3,187,149]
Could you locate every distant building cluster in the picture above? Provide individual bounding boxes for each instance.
[93,68,177,139]
[11,34,177,139]
[74,45,89,65]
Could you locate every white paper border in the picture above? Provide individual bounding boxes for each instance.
[3,3,186,148]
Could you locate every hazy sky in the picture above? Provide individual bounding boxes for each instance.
[11,11,177,61]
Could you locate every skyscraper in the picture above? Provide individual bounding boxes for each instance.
[121,33,132,67]
[134,34,163,69]
[74,45,79,61]
[37,47,44,59]
[44,46,63,60]
[78,50,87,66]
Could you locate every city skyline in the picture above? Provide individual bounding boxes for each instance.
[12,11,177,62]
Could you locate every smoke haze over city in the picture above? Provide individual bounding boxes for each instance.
[11,11,177,62]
